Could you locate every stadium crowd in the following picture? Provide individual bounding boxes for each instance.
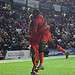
[0,6,29,51]
[0,5,75,52]
[53,14,75,49]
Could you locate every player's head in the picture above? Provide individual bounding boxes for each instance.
[32,9,40,17]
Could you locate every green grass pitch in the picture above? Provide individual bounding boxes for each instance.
[0,57,75,75]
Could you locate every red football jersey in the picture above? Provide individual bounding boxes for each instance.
[30,15,52,44]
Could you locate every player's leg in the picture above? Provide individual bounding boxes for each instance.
[56,45,69,59]
[48,39,69,59]
[56,45,65,53]
[31,44,39,75]
[37,41,47,70]
[37,31,52,70]
[38,52,44,70]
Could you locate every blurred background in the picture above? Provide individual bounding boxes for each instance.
[0,0,75,60]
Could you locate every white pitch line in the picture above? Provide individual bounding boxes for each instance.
[0,55,75,63]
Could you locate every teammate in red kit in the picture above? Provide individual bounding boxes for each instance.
[29,9,69,75]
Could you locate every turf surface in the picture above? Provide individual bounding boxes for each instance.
[0,57,75,75]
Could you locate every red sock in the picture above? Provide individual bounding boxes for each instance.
[57,45,65,53]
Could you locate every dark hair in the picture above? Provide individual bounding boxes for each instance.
[33,9,40,16]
